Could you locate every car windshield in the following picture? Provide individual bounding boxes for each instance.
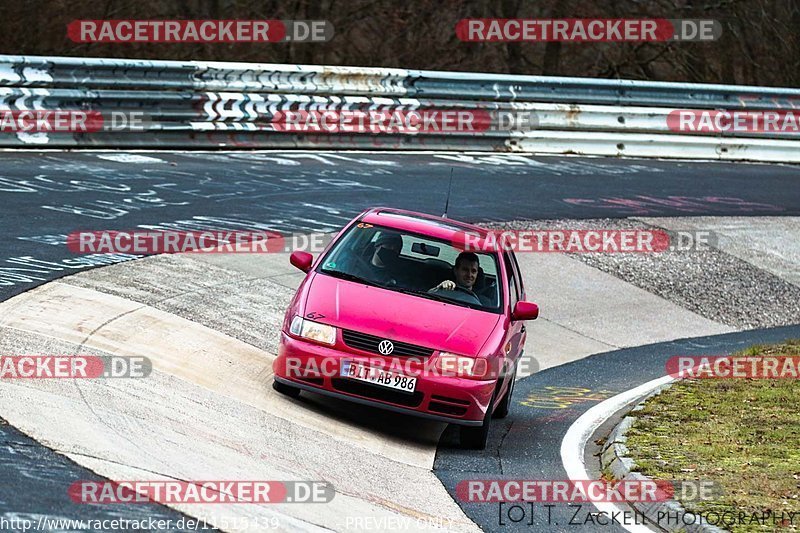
[317,223,503,313]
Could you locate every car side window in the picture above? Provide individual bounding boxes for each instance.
[503,252,519,310]
[509,250,524,300]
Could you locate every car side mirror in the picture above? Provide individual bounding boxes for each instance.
[512,301,539,321]
[290,251,314,273]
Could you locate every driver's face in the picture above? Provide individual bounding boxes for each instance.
[454,260,479,289]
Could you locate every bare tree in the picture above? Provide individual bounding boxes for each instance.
[0,0,795,86]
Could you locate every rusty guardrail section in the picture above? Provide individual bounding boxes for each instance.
[1,54,799,161]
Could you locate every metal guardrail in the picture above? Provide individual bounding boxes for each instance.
[1,54,800,161]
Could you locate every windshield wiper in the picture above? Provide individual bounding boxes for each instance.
[393,287,473,308]
[393,287,442,300]
[321,269,382,288]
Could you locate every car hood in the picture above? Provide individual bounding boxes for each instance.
[303,272,501,356]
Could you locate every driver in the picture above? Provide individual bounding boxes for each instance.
[430,251,483,304]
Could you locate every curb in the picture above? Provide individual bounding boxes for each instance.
[599,385,727,533]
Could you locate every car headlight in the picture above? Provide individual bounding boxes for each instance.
[436,352,489,379]
[289,316,337,345]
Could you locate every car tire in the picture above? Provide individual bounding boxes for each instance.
[272,379,301,398]
[459,391,495,450]
[492,363,517,419]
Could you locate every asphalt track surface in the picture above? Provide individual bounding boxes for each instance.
[2,151,800,302]
[0,150,799,531]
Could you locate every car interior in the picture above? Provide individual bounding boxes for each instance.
[358,230,501,309]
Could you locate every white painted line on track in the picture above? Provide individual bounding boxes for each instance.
[95,153,167,163]
[560,374,676,533]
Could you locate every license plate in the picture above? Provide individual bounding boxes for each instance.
[341,361,417,393]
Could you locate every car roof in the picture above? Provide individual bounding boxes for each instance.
[360,207,496,248]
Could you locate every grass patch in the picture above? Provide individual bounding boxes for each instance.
[626,340,800,532]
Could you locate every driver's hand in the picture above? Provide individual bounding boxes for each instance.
[434,280,456,291]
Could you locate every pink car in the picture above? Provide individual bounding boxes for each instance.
[272,207,538,449]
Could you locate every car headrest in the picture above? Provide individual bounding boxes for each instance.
[474,266,487,290]
[363,242,376,259]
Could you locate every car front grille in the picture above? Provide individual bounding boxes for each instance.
[341,329,434,358]
[428,394,471,417]
[428,401,468,416]
[331,378,424,407]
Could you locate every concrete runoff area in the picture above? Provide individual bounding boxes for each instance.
[1,216,793,531]
[490,217,800,330]
[635,216,800,288]
[0,282,473,532]
[575,217,800,329]
[515,252,732,374]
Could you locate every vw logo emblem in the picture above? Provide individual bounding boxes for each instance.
[378,340,394,355]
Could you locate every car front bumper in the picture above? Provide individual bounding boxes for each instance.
[273,332,496,425]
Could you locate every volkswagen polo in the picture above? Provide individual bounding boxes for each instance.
[272,207,538,449]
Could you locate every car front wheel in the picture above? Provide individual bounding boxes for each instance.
[459,391,495,450]
[493,363,517,419]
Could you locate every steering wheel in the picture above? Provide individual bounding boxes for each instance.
[441,285,482,305]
